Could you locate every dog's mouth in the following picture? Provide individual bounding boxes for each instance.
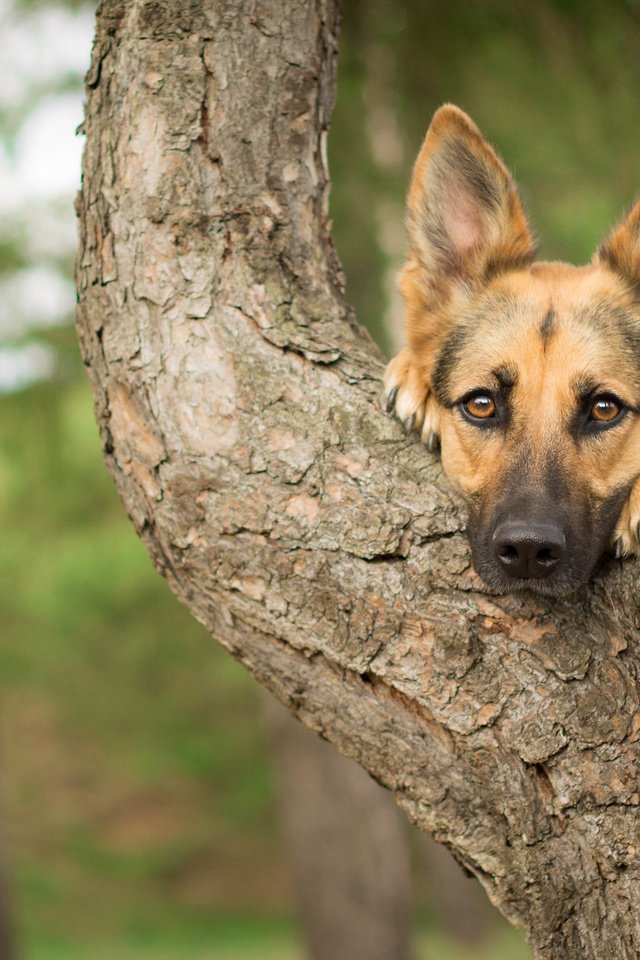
[470,554,588,597]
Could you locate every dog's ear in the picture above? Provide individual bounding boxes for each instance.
[597,202,640,288]
[406,105,535,292]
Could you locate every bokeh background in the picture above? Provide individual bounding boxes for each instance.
[1,0,639,957]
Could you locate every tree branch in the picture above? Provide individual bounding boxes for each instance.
[76,3,640,957]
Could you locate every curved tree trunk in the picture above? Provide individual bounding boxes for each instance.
[76,3,640,957]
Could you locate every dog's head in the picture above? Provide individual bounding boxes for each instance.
[401,105,640,596]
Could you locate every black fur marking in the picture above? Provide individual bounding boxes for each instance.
[415,197,452,268]
[598,242,619,274]
[538,450,572,504]
[610,306,640,373]
[569,377,606,441]
[493,364,518,391]
[572,376,601,403]
[432,325,473,405]
[484,249,537,280]
[540,308,555,348]
[441,140,501,211]
[433,307,519,408]
[599,243,640,302]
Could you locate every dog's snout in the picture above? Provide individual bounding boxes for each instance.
[492,521,566,580]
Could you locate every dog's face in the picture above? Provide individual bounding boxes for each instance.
[385,105,640,596]
[433,265,640,596]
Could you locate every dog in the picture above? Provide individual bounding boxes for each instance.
[384,104,640,596]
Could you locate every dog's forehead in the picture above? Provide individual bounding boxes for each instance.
[446,263,640,395]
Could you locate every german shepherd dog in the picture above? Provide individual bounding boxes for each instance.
[384,105,640,597]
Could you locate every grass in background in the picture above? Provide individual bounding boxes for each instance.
[24,914,531,960]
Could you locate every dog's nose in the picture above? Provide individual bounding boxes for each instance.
[492,521,566,579]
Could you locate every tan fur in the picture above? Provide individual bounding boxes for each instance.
[385,105,640,567]
[437,265,640,544]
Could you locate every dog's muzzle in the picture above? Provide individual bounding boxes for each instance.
[468,481,628,595]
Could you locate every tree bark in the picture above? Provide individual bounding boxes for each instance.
[76,3,640,958]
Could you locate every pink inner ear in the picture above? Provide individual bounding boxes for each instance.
[444,187,485,254]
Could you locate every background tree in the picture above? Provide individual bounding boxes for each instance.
[75,3,640,960]
[263,695,412,960]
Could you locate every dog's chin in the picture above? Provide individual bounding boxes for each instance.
[471,556,590,599]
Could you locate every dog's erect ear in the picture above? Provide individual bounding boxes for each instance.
[597,202,640,288]
[407,105,535,290]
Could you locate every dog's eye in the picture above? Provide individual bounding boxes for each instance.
[462,394,496,421]
[589,396,623,424]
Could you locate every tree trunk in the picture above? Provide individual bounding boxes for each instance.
[262,693,411,960]
[76,3,640,957]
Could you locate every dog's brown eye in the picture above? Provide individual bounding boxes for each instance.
[590,397,621,423]
[463,395,496,420]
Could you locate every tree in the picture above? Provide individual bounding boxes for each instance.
[76,3,640,957]
[263,694,411,960]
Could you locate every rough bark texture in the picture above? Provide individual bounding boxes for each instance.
[76,3,640,957]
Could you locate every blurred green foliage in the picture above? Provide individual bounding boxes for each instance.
[2,0,640,956]
[1,333,280,950]
[332,0,640,351]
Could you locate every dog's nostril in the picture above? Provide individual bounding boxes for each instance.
[500,545,518,563]
[536,547,556,565]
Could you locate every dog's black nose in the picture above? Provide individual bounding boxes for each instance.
[492,521,566,579]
